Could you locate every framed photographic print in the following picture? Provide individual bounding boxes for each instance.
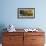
[17,8,35,19]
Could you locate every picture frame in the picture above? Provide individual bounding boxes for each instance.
[17,8,35,19]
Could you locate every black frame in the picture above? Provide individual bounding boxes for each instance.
[17,8,35,19]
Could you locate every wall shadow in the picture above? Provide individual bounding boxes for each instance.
[0,24,7,43]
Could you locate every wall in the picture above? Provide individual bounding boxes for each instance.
[0,0,46,44]
[0,0,46,29]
